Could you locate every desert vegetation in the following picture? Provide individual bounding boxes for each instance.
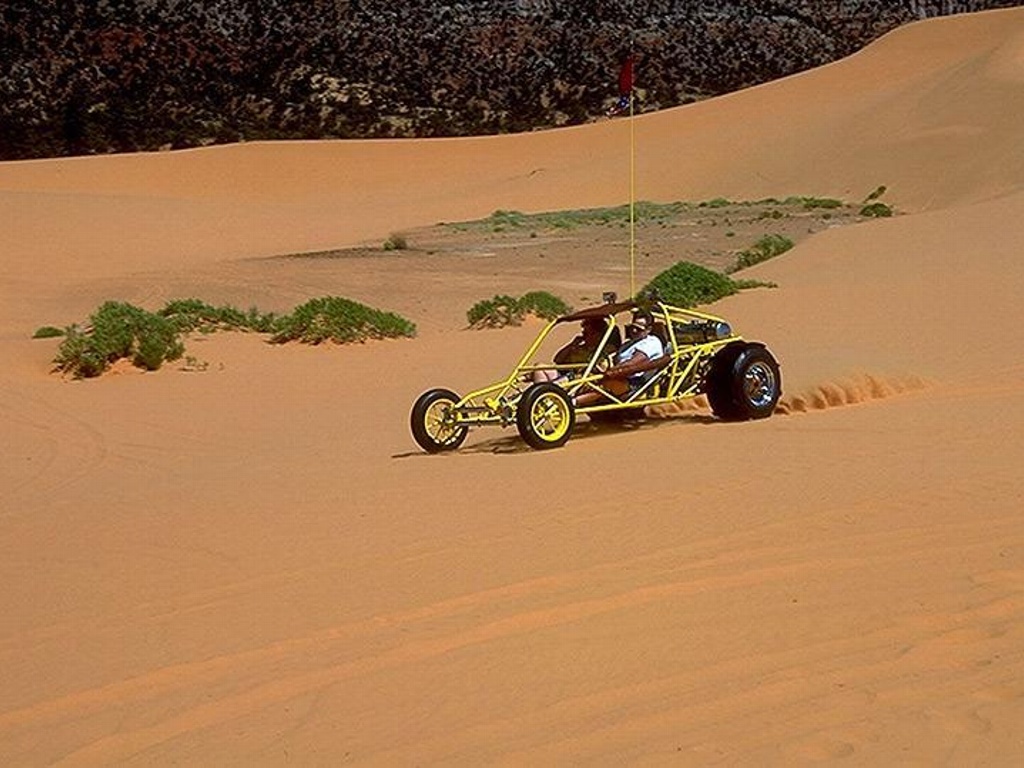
[53,301,185,378]
[41,296,416,378]
[270,296,416,345]
[467,291,571,328]
[158,298,278,333]
[729,234,795,272]
[450,202,686,234]
[860,202,894,217]
[642,261,775,308]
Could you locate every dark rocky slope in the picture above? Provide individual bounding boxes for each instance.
[2,1,1019,159]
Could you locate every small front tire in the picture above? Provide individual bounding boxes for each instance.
[411,388,468,453]
[517,383,576,449]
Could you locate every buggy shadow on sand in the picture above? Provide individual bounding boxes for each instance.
[411,298,781,452]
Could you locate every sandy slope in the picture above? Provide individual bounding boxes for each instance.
[2,8,1024,766]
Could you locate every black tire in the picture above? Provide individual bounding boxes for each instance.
[411,388,468,453]
[705,343,746,420]
[706,343,781,421]
[516,383,576,450]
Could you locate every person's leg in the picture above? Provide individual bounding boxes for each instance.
[532,369,560,383]
[575,377,629,406]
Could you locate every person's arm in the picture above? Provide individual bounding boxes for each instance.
[602,350,651,380]
[602,338,665,380]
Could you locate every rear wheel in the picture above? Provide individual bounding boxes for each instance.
[411,388,468,453]
[706,343,745,420]
[706,343,781,421]
[517,383,575,449]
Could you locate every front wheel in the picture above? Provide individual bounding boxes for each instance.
[411,388,468,453]
[517,383,576,449]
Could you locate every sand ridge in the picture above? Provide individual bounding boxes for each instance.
[2,8,1024,765]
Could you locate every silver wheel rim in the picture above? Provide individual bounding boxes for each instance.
[743,362,777,407]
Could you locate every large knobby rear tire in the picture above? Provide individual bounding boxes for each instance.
[706,343,781,421]
[706,343,745,420]
[517,383,576,450]
[411,388,468,453]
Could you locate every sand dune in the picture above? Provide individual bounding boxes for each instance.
[2,8,1024,765]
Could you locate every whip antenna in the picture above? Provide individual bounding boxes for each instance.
[614,47,638,298]
[629,52,636,299]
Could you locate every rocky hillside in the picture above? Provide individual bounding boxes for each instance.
[2,1,1019,159]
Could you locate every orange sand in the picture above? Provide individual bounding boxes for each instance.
[2,9,1023,765]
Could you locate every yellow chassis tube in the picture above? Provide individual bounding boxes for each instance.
[445,302,744,431]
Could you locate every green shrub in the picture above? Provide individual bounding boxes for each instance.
[641,262,738,307]
[732,278,778,290]
[467,291,572,328]
[860,202,893,218]
[32,326,65,339]
[864,185,887,202]
[730,233,794,272]
[383,233,409,250]
[54,326,107,378]
[159,298,277,333]
[467,294,522,328]
[271,296,416,344]
[699,197,732,208]
[517,291,571,321]
[452,202,687,233]
[797,196,842,209]
[45,294,415,376]
[488,210,527,230]
[54,301,184,378]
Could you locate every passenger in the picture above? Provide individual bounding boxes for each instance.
[532,317,616,383]
[575,310,665,403]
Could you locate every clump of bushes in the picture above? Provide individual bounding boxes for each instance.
[859,202,893,218]
[270,296,416,344]
[699,197,733,208]
[864,185,887,202]
[462,202,688,234]
[32,326,65,339]
[487,210,528,230]
[859,185,893,217]
[42,295,417,378]
[729,233,794,272]
[158,298,277,333]
[641,262,739,307]
[642,261,777,307]
[467,291,571,328]
[383,233,409,250]
[517,291,572,320]
[54,301,185,378]
[467,295,521,327]
[794,196,842,209]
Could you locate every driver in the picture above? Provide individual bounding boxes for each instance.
[575,310,664,403]
[532,317,616,383]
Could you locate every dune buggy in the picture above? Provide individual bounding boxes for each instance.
[411,298,781,452]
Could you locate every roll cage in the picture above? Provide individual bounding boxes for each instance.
[450,300,742,426]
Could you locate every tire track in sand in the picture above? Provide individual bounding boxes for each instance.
[649,373,930,419]
[6,514,1020,766]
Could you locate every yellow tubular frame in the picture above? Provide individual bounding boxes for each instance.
[447,302,743,429]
